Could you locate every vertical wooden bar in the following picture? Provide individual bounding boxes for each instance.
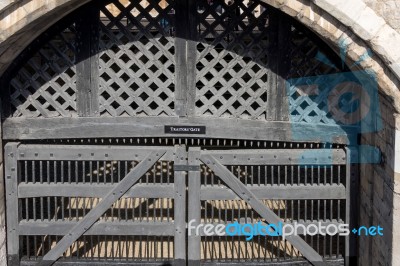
[185,0,198,117]
[76,5,100,117]
[174,0,197,117]
[345,147,351,265]
[0,77,11,119]
[174,145,186,266]
[266,9,278,121]
[266,10,290,121]
[276,13,291,121]
[5,143,20,266]
[188,147,201,266]
[174,37,188,117]
[346,147,358,265]
[174,0,189,117]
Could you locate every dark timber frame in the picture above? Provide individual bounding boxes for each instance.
[1,0,351,141]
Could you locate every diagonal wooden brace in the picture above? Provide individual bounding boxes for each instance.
[201,154,324,266]
[37,150,166,266]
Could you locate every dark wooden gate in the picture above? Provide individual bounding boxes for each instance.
[5,142,351,265]
[187,147,350,265]
[5,144,187,265]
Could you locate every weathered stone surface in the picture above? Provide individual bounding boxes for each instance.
[364,0,400,31]
[0,226,5,266]
[314,0,366,29]
[0,0,16,13]
[370,24,400,64]
[351,7,386,41]
[390,62,400,83]
[0,163,4,266]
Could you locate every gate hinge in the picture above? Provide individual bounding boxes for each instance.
[174,165,200,171]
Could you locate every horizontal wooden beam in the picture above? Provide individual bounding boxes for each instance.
[21,261,176,266]
[18,183,175,198]
[3,117,356,144]
[20,259,344,266]
[18,219,344,237]
[201,149,346,165]
[21,261,177,266]
[18,221,174,236]
[193,220,344,236]
[200,184,346,200]
[16,145,175,161]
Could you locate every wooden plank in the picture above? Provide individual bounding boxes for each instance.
[21,260,343,266]
[19,221,174,236]
[188,147,201,264]
[174,0,189,117]
[76,5,99,117]
[201,154,324,265]
[16,145,174,161]
[266,8,279,121]
[186,39,197,117]
[200,184,346,200]
[345,147,351,266]
[37,150,165,265]
[174,145,186,262]
[185,0,197,117]
[3,117,356,144]
[346,147,358,264]
[201,149,346,165]
[5,143,20,266]
[276,11,291,121]
[0,75,12,118]
[174,36,188,117]
[22,261,176,266]
[193,220,344,236]
[18,183,174,198]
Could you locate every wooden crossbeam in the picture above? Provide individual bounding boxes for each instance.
[36,150,166,266]
[201,154,324,266]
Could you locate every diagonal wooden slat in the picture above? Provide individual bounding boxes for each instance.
[98,0,176,117]
[195,0,269,120]
[36,150,166,266]
[9,27,77,118]
[201,154,324,266]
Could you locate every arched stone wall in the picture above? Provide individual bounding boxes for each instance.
[0,1,399,265]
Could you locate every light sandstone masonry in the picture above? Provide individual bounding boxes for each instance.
[363,0,400,31]
[360,96,400,266]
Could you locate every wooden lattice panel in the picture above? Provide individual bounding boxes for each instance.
[287,26,344,124]
[195,0,270,120]
[8,25,77,118]
[2,0,350,128]
[98,0,176,117]
[288,84,337,125]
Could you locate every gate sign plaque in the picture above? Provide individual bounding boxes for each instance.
[165,125,206,134]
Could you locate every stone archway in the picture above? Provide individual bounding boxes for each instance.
[0,0,399,265]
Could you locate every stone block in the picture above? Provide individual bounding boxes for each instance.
[382,180,394,207]
[389,62,400,84]
[0,226,6,266]
[313,0,366,29]
[351,6,386,41]
[373,172,384,201]
[0,0,15,11]
[371,24,400,65]
[394,172,400,194]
